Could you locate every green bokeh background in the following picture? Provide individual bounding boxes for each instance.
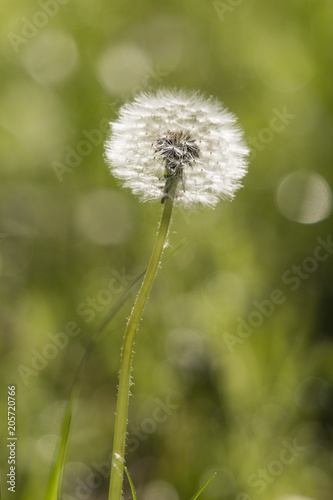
[1,1,333,499]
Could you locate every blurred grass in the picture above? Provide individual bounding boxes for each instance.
[1,0,333,499]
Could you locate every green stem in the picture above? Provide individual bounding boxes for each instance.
[108,195,174,500]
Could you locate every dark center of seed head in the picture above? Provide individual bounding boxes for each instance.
[155,131,200,168]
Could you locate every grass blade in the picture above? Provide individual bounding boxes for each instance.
[44,395,74,500]
[124,465,137,500]
[44,270,145,500]
[190,472,217,500]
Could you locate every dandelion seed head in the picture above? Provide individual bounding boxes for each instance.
[155,130,200,167]
[104,88,249,207]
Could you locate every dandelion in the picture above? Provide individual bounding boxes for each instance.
[105,88,249,207]
[105,89,249,500]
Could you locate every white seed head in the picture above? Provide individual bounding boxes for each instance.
[104,88,249,207]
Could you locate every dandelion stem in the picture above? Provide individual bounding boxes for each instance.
[108,192,175,500]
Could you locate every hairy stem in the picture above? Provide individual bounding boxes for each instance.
[108,194,174,500]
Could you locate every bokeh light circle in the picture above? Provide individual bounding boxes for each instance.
[97,43,151,96]
[142,480,179,500]
[281,496,316,500]
[276,170,332,224]
[22,31,79,85]
[36,434,60,460]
